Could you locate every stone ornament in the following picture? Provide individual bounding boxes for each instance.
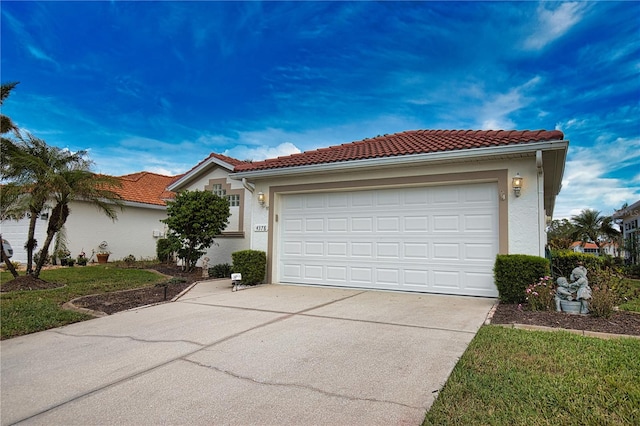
[555,265,591,314]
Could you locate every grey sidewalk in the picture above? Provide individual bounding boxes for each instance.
[1,281,495,425]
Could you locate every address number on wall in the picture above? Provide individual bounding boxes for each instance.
[254,224,268,232]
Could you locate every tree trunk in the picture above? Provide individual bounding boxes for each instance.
[25,208,39,275]
[1,239,19,278]
[33,231,56,278]
[33,203,69,278]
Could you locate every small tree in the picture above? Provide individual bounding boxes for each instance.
[162,190,231,272]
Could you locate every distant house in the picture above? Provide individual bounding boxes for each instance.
[613,199,640,264]
[569,241,617,257]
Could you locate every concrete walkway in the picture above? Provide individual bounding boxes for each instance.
[1,281,495,425]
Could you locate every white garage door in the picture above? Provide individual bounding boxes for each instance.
[278,182,499,297]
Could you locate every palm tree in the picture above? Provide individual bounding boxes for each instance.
[33,165,123,277]
[1,81,19,135]
[1,133,88,273]
[571,209,620,255]
[0,184,24,278]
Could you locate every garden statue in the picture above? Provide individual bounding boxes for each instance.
[202,256,210,278]
[555,265,591,314]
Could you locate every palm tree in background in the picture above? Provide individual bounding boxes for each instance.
[33,163,123,277]
[2,134,90,273]
[571,209,620,255]
[1,81,19,135]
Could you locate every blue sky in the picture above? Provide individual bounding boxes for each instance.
[2,1,639,219]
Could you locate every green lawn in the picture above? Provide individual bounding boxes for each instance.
[423,326,640,425]
[619,278,640,312]
[0,266,164,339]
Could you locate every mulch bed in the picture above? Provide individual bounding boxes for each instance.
[0,275,65,292]
[1,264,206,315]
[72,265,205,314]
[491,303,640,336]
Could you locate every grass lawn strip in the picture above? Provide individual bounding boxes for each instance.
[423,326,640,425]
[0,266,164,339]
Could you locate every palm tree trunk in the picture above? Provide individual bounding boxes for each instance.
[33,203,69,278]
[1,239,19,278]
[25,209,39,274]
[33,230,56,278]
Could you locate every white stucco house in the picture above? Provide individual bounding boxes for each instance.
[230,129,569,298]
[613,199,640,264]
[1,172,178,264]
[570,241,617,257]
[3,129,570,299]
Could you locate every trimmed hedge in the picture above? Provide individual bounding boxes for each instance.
[550,250,603,279]
[494,254,550,303]
[232,250,266,285]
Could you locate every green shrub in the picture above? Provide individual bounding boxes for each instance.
[232,250,266,285]
[123,254,136,266]
[76,256,87,266]
[550,250,603,279]
[209,263,233,279]
[524,276,555,311]
[589,285,617,318]
[623,263,640,278]
[588,268,627,318]
[494,254,550,303]
[156,238,176,263]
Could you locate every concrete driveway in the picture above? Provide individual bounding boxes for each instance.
[1,281,495,425]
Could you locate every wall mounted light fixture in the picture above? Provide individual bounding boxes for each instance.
[257,191,266,207]
[512,173,523,197]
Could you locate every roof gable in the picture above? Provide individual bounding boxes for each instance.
[234,129,565,172]
[168,152,247,191]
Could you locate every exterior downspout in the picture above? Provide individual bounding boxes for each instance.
[537,150,545,257]
[241,178,255,193]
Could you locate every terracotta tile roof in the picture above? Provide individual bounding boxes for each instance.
[571,241,599,250]
[181,152,247,177]
[234,129,565,172]
[114,172,178,206]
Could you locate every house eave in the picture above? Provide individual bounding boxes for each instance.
[231,140,570,180]
[168,157,235,191]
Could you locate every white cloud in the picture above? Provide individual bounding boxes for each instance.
[524,2,587,50]
[223,142,301,162]
[553,138,640,219]
[476,76,541,130]
[27,45,57,64]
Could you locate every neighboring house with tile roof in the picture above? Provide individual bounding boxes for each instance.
[570,241,617,257]
[1,172,178,264]
[231,129,569,297]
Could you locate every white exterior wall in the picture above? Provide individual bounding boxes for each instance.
[65,201,167,261]
[242,156,544,258]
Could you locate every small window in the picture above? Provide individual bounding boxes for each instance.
[227,194,240,207]
[211,184,226,197]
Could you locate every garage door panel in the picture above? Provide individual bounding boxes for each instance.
[278,183,498,297]
[403,243,429,259]
[404,216,428,232]
[352,217,373,232]
[304,218,324,232]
